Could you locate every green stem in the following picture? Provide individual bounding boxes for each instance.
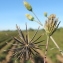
[34,20,43,26]
[32,11,43,26]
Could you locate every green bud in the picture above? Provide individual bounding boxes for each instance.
[44,12,47,17]
[24,1,32,11]
[25,14,34,21]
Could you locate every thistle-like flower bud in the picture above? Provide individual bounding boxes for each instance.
[25,14,34,21]
[44,12,47,17]
[24,1,32,11]
[44,14,60,36]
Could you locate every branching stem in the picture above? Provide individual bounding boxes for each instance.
[32,11,43,26]
[50,36,63,56]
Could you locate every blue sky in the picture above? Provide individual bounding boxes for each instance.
[0,0,63,30]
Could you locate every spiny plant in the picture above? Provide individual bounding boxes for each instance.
[23,1,63,63]
[43,14,61,63]
[4,24,45,63]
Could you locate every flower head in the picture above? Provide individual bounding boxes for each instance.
[44,12,47,17]
[26,14,34,21]
[44,14,61,36]
[24,1,32,11]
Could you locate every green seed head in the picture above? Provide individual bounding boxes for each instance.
[24,1,32,11]
[25,14,34,21]
[44,12,47,17]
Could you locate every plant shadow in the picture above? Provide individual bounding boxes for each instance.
[34,55,44,63]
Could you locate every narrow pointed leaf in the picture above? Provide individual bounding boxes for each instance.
[30,27,40,43]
